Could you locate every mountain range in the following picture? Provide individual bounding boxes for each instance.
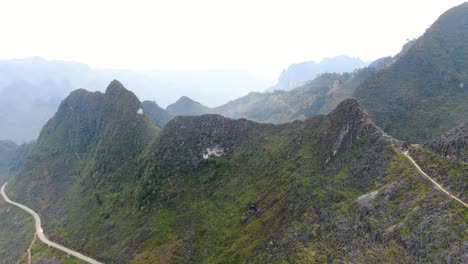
[0,55,368,144]
[2,79,466,263]
[158,3,468,144]
[265,56,368,92]
[0,2,467,264]
[0,58,266,143]
[354,2,468,142]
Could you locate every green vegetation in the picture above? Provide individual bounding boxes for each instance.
[4,80,467,263]
[0,140,34,182]
[142,100,174,127]
[163,68,376,125]
[409,145,468,200]
[354,3,468,143]
[0,140,17,182]
[2,4,468,263]
[161,2,468,145]
[427,121,468,162]
[166,96,212,116]
[16,239,87,264]
[0,200,35,262]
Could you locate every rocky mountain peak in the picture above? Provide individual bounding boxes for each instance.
[105,79,127,95]
[328,98,373,125]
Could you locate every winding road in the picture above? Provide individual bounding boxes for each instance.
[1,150,465,263]
[401,150,468,209]
[1,182,103,264]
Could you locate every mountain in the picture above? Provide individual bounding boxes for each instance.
[0,140,35,262]
[5,82,467,263]
[6,80,159,262]
[266,56,368,92]
[142,100,174,127]
[406,121,468,202]
[0,57,266,143]
[146,69,268,107]
[166,96,212,116]
[175,66,376,124]
[354,3,468,143]
[426,121,468,162]
[0,140,34,182]
[368,40,415,70]
[0,140,17,181]
[213,70,372,123]
[207,39,420,124]
[0,80,63,143]
[162,46,414,125]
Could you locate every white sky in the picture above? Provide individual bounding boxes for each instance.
[0,0,465,81]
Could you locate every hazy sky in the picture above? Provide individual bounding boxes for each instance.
[0,0,465,81]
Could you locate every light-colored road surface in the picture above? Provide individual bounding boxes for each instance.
[1,182,103,264]
[402,151,468,209]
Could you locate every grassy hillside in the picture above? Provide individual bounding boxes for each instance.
[354,3,468,143]
[5,81,467,263]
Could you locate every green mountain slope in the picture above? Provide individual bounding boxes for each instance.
[165,68,376,124]
[161,42,410,126]
[0,140,17,181]
[0,140,34,182]
[5,82,467,263]
[427,121,468,162]
[142,100,174,127]
[159,37,415,127]
[162,2,468,144]
[354,3,468,143]
[7,80,159,262]
[410,121,468,201]
[166,96,211,116]
[0,199,35,263]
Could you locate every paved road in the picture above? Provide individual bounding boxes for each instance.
[1,182,103,264]
[402,151,468,209]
